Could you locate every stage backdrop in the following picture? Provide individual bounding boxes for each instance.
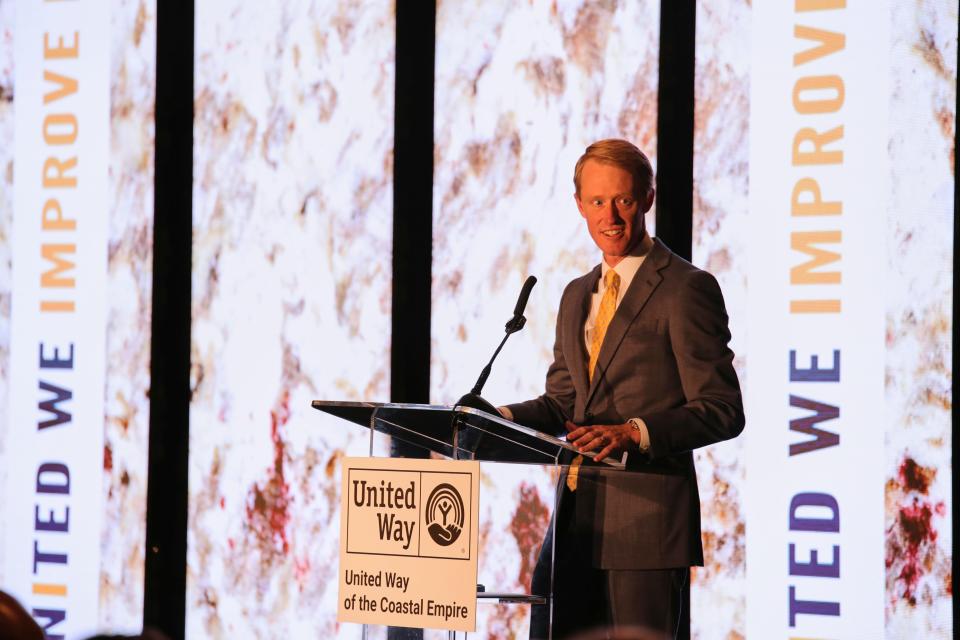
[431,1,660,637]
[0,1,155,638]
[187,1,394,637]
[692,1,955,638]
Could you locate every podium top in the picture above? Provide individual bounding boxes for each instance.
[311,400,624,469]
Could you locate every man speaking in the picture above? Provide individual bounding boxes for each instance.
[499,139,744,639]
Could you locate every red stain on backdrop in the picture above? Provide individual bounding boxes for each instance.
[245,389,293,557]
[885,455,947,606]
[509,482,550,591]
[898,457,934,494]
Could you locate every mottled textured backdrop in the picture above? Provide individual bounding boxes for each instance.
[432,1,660,636]
[883,1,954,636]
[690,1,750,637]
[189,1,394,637]
[0,0,15,592]
[99,0,156,632]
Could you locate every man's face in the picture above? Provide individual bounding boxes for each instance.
[575,159,653,267]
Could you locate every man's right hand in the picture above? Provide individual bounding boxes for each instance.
[565,420,640,462]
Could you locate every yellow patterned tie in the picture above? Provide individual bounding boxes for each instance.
[588,270,620,382]
[567,269,620,491]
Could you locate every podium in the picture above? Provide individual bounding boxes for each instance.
[312,400,625,639]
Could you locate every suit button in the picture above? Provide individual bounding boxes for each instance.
[585,411,593,422]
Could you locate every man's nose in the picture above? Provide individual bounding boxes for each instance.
[606,201,622,221]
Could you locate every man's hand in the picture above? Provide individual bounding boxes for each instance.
[565,420,640,462]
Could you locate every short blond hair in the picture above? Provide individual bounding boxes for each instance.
[573,139,654,198]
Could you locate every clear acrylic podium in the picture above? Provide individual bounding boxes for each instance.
[312,400,625,640]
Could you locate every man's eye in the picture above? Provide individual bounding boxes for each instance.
[618,198,634,206]
[592,200,604,207]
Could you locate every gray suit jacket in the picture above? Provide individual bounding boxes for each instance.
[507,238,744,570]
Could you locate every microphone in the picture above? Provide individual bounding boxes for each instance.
[505,275,537,333]
[456,276,538,415]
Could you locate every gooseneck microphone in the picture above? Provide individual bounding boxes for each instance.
[456,276,538,415]
[504,274,537,334]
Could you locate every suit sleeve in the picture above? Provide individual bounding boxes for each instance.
[642,269,745,458]
[505,284,577,436]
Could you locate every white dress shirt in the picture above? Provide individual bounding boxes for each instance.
[585,234,654,452]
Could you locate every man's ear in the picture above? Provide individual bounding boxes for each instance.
[574,191,587,218]
[641,188,656,213]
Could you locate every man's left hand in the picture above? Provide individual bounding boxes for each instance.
[565,420,639,462]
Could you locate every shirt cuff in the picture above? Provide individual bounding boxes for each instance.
[629,417,651,452]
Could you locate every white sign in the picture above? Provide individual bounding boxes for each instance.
[745,1,887,638]
[338,457,480,632]
[6,1,111,638]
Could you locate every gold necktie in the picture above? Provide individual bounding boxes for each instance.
[588,270,620,382]
[568,269,620,491]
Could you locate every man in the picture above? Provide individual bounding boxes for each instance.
[500,139,744,639]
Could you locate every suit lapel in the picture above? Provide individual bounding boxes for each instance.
[565,266,598,403]
[585,239,672,407]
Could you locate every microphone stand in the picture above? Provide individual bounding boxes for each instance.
[456,276,536,416]
[456,315,527,416]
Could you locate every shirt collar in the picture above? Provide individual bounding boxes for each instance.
[600,233,654,294]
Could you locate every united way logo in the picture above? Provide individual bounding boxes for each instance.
[425,483,464,546]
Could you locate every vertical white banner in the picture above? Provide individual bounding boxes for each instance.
[746,1,887,638]
[6,1,110,638]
